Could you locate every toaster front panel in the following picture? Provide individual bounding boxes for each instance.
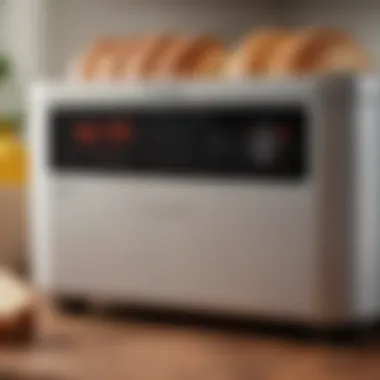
[50,176,318,320]
[43,103,324,321]
[49,106,308,180]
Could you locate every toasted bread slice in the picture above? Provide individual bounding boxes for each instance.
[70,37,121,81]
[192,45,227,78]
[94,38,136,81]
[224,28,291,77]
[123,32,179,79]
[266,28,371,76]
[311,41,371,74]
[155,35,224,78]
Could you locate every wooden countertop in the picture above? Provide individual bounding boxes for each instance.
[0,301,379,380]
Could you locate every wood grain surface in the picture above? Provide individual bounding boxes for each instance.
[0,301,379,380]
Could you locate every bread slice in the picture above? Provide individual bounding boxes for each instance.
[93,38,136,81]
[70,37,121,81]
[266,28,371,76]
[155,35,224,78]
[192,45,227,78]
[152,36,186,77]
[223,28,290,78]
[0,269,36,342]
[123,32,178,80]
[311,41,371,74]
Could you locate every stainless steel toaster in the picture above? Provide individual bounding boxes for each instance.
[29,76,380,326]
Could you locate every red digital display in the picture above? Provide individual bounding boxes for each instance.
[107,121,133,143]
[72,120,133,147]
[73,122,98,146]
[54,108,305,178]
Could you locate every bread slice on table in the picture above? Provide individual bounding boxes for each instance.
[123,32,179,80]
[266,27,371,76]
[223,28,291,78]
[0,269,36,343]
[154,34,225,79]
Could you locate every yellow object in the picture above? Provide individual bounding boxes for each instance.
[0,134,27,186]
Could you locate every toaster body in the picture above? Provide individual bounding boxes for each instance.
[29,77,380,325]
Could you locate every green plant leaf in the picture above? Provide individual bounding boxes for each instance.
[0,57,10,82]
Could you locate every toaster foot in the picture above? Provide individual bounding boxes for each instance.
[53,296,91,316]
[316,324,376,346]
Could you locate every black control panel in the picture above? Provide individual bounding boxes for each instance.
[50,106,307,179]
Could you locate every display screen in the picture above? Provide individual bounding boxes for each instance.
[50,106,307,179]
[73,120,133,146]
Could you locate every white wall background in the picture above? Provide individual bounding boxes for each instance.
[43,0,280,78]
[283,0,380,68]
[0,0,380,112]
[0,0,46,114]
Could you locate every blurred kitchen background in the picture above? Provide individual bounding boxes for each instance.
[0,0,377,113]
[1,0,380,90]
[0,0,379,291]
[0,0,378,280]
[1,1,380,379]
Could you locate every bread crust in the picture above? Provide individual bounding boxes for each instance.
[0,304,36,342]
[0,270,36,343]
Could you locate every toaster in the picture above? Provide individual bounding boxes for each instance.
[29,76,380,326]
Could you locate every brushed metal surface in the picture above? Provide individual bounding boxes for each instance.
[315,77,356,322]
[350,77,380,320]
[49,176,318,320]
[29,78,380,324]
